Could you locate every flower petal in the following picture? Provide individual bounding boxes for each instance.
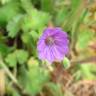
[37,27,69,62]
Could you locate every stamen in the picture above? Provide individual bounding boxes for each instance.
[45,36,54,45]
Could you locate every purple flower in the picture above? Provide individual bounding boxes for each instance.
[37,27,69,62]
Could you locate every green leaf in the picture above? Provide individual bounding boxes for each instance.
[0,0,12,5]
[17,65,48,95]
[80,64,96,80]
[17,65,29,90]
[15,50,29,64]
[7,14,23,38]
[71,0,81,10]
[26,66,49,94]
[0,1,22,27]
[29,30,39,39]
[0,44,9,56]
[27,57,39,68]
[46,83,63,96]
[5,53,17,67]
[55,8,69,25]
[41,0,54,13]
[22,10,50,32]
[76,27,95,50]
[21,30,38,44]
[20,0,33,13]
[21,32,37,56]
[21,32,31,44]
[5,50,28,67]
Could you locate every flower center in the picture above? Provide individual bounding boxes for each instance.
[45,36,54,45]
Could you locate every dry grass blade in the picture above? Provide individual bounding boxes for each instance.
[0,69,5,96]
[66,80,96,96]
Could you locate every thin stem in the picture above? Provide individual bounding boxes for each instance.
[71,56,96,65]
[0,57,18,84]
[0,56,32,96]
[69,56,96,70]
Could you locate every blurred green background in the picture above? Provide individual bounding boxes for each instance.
[0,0,96,96]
